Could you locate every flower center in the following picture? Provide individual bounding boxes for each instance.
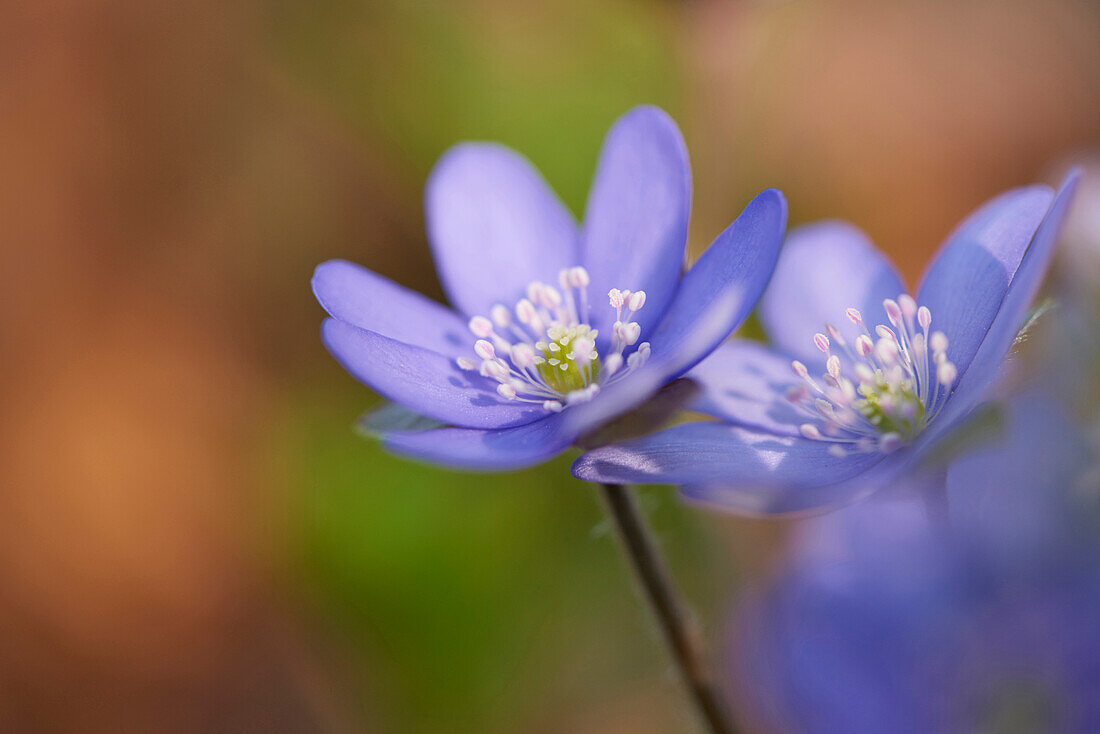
[788,294,958,455]
[536,324,600,394]
[456,267,651,412]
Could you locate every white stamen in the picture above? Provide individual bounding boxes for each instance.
[883,298,902,326]
[622,322,641,346]
[792,294,958,455]
[474,340,495,360]
[481,360,508,381]
[839,378,857,402]
[627,343,650,369]
[490,305,511,328]
[573,337,595,363]
[469,316,494,338]
[463,267,652,413]
[566,385,600,404]
[511,343,536,369]
[937,362,957,386]
[540,286,562,309]
[911,333,926,357]
[898,294,917,321]
[875,338,899,365]
[516,299,537,324]
[878,432,903,452]
[918,306,931,330]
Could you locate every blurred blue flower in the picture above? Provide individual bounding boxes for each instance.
[312,106,787,470]
[731,393,1100,734]
[573,173,1079,513]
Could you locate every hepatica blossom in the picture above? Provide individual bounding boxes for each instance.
[313,106,787,469]
[731,395,1100,734]
[574,172,1079,513]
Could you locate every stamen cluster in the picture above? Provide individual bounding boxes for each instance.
[457,267,651,412]
[788,294,958,456]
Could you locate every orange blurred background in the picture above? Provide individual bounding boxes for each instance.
[3,1,1099,731]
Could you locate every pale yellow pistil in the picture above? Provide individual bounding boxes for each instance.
[536,325,599,394]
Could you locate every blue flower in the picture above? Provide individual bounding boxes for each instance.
[312,106,787,470]
[572,173,1079,513]
[729,394,1100,734]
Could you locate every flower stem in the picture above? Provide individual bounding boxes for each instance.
[598,483,738,734]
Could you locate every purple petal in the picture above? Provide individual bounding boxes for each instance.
[915,184,1054,380]
[945,389,1088,567]
[382,415,574,471]
[931,173,1078,431]
[558,189,785,442]
[556,369,671,443]
[571,422,886,515]
[645,188,787,376]
[681,451,909,516]
[581,106,691,344]
[759,221,905,366]
[322,318,545,430]
[426,143,579,317]
[574,378,700,450]
[688,339,804,436]
[312,260,470,358]
[357,403,446,435]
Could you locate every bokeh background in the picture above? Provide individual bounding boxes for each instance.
[4,1,1100,731]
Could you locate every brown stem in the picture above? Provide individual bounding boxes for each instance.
[598,483,739,734]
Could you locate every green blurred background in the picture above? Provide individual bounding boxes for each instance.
[3,0,1100,731]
